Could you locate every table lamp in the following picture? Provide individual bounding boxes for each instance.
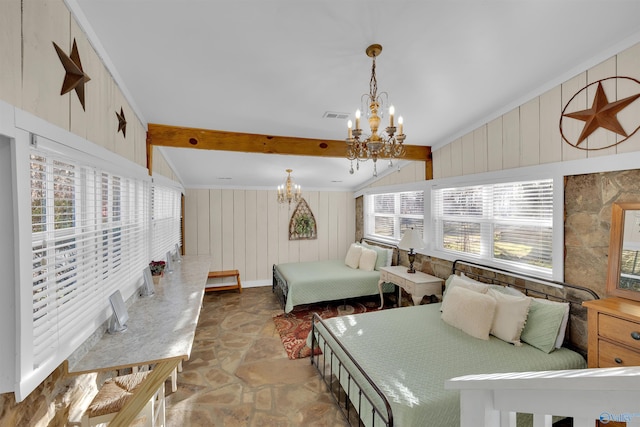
[398,228,424,273]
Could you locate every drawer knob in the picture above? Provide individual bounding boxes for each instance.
[615,357,623,364]
[631,331,640,341]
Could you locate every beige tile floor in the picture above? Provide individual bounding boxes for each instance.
[165,286,350,426]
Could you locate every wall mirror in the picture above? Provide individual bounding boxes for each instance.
[607,202,640,301]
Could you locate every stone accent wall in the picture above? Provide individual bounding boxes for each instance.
[564,169,640,298]
[355,196,363,242]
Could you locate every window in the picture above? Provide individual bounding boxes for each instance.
[432,179,553,274]
[365,190,424,242]
[151,178,182,261]
[19,140,150,399]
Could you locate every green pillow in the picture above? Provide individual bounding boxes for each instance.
[520,298,566,353]
[360,242,388,271]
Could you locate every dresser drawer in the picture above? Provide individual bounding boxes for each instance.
[599,313,640,351]
[598,339,640,367]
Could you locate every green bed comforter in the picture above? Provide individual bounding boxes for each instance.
[276,260,383,313]
[313,303,586,427]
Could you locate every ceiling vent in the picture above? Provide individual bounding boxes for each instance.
[323,111,350,120]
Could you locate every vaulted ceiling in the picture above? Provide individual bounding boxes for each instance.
[70,0,640,190]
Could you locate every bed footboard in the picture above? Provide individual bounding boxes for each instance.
[272,264,288,310]
[311,313,393,427]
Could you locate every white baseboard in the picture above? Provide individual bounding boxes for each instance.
[242,279,271,288]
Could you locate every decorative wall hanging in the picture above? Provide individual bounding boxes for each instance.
[116,107,127,137]
[289,198,317,240]
[53,38,91,110]
[560,76,640,150]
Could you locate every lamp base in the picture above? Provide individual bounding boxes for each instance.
[407,252,416,274]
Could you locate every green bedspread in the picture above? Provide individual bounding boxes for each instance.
[314,303,587,427]
[276,260,383,313]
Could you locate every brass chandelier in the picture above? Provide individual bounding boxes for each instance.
[346,44,406,177]
[277,169,301,206]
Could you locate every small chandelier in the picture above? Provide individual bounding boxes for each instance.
[277,169,302,205]
[346,44,406,177]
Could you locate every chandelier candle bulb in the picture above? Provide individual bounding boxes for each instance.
[398,116,403,135]
[355,109,361,129]
[348,120,353,139]
[389,105,395,127]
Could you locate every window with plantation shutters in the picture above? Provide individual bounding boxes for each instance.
[432,179,553,274]
[365,190,424,242]
[25,143,150,393]
[151,179,182,261]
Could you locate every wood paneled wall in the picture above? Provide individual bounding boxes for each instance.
[0,0,148,170]
[184,189,355,284]
[365,162,427,187]
[433,42,640,178]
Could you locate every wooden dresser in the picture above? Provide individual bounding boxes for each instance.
[583,297,640,427]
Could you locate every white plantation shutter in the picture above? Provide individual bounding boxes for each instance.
[23,140,150,397]
[365,191,424,242]
[151,178,182,261]
[432,179,553,274]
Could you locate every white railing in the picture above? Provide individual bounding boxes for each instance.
[445,367,640,427]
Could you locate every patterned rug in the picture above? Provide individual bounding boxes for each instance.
[273,296,384,359]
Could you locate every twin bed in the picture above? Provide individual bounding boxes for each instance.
[303,259,599,427]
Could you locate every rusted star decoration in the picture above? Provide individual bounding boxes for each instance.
[53,38,91,110]
[116,107,127,138]
[563,81,640,146]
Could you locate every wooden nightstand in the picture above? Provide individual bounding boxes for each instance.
[583,297,640,427]
[378,265,444,309]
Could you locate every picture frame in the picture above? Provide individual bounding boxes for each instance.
[108,290,129,333]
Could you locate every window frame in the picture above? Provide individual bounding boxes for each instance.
[13,132,153,401]
[362,183,425,245]
[425,170,563,281]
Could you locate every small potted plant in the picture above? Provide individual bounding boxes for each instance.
[149,260,166,284]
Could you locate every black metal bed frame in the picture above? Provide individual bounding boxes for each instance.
[310,259,600,427]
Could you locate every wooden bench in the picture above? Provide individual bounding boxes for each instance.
[206,269,242,293]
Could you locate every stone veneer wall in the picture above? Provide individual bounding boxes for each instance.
[564,169,640,297]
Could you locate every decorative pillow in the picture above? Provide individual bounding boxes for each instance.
[487,284,526,297]
[359,248,377,271]
[384,248,394,266]
[360,242,388,271]
[520,298,568,353]
[487,289,531,345]
[441,286,497,340]
[443,274,489,300]
[345,243,362,269]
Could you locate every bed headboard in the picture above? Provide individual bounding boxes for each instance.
[360,238,400,266]
[451,259,599,356]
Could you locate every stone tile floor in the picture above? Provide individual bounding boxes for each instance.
[165,286,349,426]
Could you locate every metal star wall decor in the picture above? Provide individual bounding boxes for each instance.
[560,76,640,150]
[53,38,91,110]
[116,107,127,138]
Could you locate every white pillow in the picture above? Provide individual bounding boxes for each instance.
[441,286,497,340]
[443,275,489,300]
[384,248,393,266]
[345,243,362,269]
[359,248,377,271]
[487,289,531,345]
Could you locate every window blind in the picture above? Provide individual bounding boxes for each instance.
[28,146,150,383]
[150,179,182,261]
[366,190,424,241]
[432,179,553,273]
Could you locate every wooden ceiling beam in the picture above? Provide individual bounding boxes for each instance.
[147,123,431,162]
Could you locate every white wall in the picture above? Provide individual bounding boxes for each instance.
[184,189,355,285]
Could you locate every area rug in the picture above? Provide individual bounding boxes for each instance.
[273,296,384,360]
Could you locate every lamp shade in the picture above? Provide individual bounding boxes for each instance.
[398,228,424,250]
